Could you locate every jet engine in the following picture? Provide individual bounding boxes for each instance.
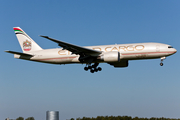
[100,51,128,67]
[100,51,120,62]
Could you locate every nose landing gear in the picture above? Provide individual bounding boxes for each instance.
[84,63,102,73]
[160,57,166,66]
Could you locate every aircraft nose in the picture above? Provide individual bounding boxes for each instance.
[172,48,177,54]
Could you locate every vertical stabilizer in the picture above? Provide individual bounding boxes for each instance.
[13,27,43,53]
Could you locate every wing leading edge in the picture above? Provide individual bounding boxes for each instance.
[40,35,102,56]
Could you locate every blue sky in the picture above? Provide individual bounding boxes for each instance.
[0,0,180,120]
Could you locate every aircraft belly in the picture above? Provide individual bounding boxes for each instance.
[54,56,76,63]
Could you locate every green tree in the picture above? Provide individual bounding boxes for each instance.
[16,117,24,120]
[25,117,35,120]
[133,117,139,120]
[73,115,180,120]
[71,118,75,120]
[76,117,81,120]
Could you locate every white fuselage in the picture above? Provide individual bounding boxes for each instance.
[14,42,177,64]
[6,27,177,73]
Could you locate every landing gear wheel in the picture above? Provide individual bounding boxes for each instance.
[84,63,102,73]
[90,69,94,73]
[84,67,88,71]
[160,63,163,66]
[160,57,166,67]
[98,67,102,71]
[94,68,98,72]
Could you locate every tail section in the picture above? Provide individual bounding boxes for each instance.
[13,27,43,53]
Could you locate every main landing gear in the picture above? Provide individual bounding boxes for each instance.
[84,63,102,73]
[160,57,166,66]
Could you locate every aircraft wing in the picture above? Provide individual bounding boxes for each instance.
[40,35,102,55]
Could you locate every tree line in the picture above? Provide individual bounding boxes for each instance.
[5,117,34,120]
[71,116,180,120]
[6,116,180,120]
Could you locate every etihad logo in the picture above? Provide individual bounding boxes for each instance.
[93,45,144,52]
[58,45,145,55]
[23,40,31,51]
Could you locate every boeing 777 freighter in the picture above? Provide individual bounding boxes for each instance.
[5,27,177,73]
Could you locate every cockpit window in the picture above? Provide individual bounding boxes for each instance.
[168,46,173,48]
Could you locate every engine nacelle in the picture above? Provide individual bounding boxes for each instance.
[109,60,129,67]
[100,51,120,62]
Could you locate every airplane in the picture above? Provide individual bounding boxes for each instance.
[5,27,177,73]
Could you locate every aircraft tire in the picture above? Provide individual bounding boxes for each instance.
[94,69,98,72]
[90,69,94,73]
[160,63,163,66]
[98,67,102,71]
[84,67,88,71]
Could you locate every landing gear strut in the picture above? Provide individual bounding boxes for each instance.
[160,57,166,66]
[84,63,102,73]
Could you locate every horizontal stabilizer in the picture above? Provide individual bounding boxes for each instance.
[5,50,34,57]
